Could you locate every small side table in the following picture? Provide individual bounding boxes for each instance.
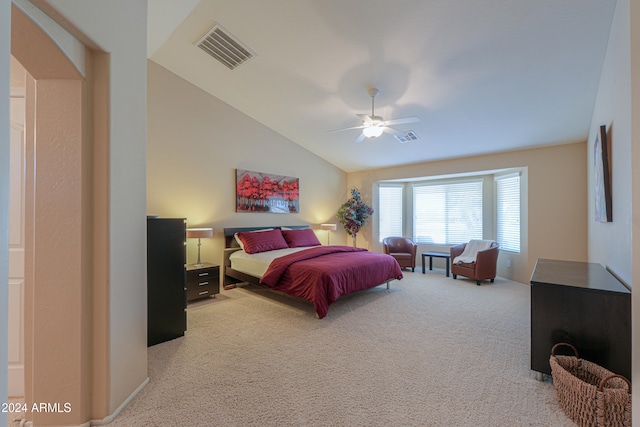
[422,252,451,277]
[186,263,220,302]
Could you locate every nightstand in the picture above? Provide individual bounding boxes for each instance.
[186,263,220,302]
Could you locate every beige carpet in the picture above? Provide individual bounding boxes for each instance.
[110,270,572,426]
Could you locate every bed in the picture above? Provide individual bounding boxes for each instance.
[223,226,403,318]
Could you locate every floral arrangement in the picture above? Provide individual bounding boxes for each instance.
[336,188,374,247]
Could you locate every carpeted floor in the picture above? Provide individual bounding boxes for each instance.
[105,270,573,427]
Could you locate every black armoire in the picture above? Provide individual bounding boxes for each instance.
[147,217,187,346]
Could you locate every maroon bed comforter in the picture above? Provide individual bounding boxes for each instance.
[260,246,403,318]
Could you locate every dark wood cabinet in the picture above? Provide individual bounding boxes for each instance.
[186,263,220,302]
[147,217,187,346]
[530,259,631,380]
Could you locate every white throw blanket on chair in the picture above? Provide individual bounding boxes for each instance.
[453,239,495,264]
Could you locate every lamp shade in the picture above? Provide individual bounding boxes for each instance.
[320,223,337,231]
[363,126,384,138]
[186,228,213,239]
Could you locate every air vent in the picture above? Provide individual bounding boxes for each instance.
[394,131,420,143]
[194,23,257,70]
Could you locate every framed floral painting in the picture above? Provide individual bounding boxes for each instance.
[236,169,299,213]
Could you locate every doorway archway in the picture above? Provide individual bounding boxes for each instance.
[10,4,100,425]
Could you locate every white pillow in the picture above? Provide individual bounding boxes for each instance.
[234,228,273,250]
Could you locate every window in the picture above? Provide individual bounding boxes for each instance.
[495,174,520,252]
[378,184,403,242]
[413,180,482,244]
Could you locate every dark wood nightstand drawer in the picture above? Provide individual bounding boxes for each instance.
[186,264,219,302]
[187,286,216,301]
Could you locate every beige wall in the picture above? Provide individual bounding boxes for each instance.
[146,61,348,267]
[587,0,633,286]
[26,75,90,426]
[10,4,94,425]
[590,0,640,420]
[590,0,640,418]
[348,142,588,285]
[20,0,151,421]
[67,1,149,416]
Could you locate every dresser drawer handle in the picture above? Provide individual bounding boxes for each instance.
[199,281,209,286]
[198,290,209,295]
[198,272,209,277]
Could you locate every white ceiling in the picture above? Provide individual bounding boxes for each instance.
[148,0,617,173]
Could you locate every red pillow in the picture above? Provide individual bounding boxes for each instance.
[235,228,289,254]
[282,228,322,248]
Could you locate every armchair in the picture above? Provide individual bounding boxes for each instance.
[383,237,417,272]
[450,240,499,285]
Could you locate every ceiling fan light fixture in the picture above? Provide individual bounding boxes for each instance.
[363,126,384,138]
[328,87,420,143]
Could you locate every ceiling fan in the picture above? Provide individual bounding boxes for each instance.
[329,88,420,143]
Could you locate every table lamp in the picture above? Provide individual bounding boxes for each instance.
[320,223,337,245]
[187,227,213,267]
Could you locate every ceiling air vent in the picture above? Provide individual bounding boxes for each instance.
[394,131,420,143]
[194,23,257,70]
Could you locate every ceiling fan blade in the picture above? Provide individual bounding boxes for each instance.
[354,132,367,144]
[328,125,365,133]
[383,116,420,126]
[383,126,404,136]
[356,113,374,122]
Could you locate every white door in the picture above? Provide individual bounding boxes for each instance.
[8,93,25,397]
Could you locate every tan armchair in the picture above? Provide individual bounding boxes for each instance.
[383,237,417,272]
[450,240,499,285]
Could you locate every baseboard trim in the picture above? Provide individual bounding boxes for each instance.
[20,419,92,427]
[19,377,150,427]
[8,365,25,397]
[90,377,149,426]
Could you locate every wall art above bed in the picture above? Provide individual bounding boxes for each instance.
[236,169,299,213]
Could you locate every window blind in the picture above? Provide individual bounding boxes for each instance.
[378,185,404,242]
[412,180,482,244]
[496,174,520,252]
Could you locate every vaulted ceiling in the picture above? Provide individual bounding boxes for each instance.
[148,0,617,172]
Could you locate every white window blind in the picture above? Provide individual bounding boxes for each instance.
[378,185,404,242]
[496,174,520,252]
[413,180,483,244]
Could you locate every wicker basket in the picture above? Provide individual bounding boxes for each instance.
[549,343,632,427]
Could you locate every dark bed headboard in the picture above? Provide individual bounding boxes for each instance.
[223,225,309,248]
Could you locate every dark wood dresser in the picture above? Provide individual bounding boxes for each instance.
[530,258,631,380]
[186,263,220,302]
[147,217,187,346]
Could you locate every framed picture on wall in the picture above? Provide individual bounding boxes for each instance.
[594,125,612,222]
[236,169,299,213]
